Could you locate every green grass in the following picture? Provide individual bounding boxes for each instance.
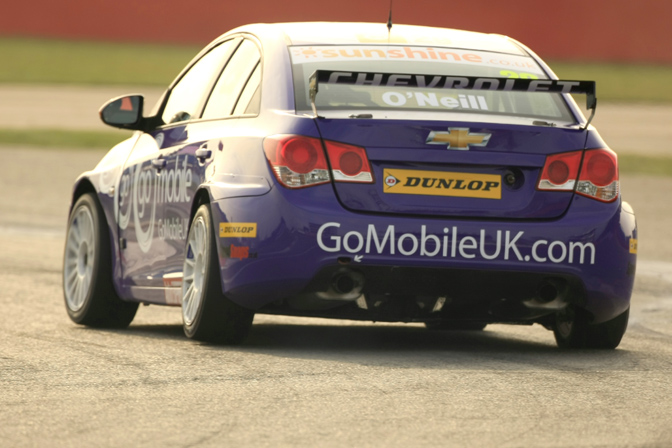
[0,128,132,149]
[549,61,672,103]
[619,154,672,177]
[0,37,199,86]
[2,37,672,102]
[1,128,670,178]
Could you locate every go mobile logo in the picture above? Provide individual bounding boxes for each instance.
[316,223,596,265]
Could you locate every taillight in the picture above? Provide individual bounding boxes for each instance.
[324,141,374,183]
[537,151,582,191]
[537,148,619,202]
[577,148,619,202]
[263,135,330,188]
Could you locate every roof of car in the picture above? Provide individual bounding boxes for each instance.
[227,22,527,56]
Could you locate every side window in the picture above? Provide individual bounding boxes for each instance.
[161,39,238,125]
[202,40,261,119]
[233,63,261,116]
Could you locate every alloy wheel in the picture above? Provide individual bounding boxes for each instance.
[64,205,96,312]
[182,215,208,326]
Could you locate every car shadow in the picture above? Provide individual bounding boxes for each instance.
[124,323,186,339]
[117,320,635,372]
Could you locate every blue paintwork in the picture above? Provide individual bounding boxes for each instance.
[321,120,585,219]
[212,174,635,324]
[67,23,636,327]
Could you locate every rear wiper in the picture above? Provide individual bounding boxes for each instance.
[349,113,373,119]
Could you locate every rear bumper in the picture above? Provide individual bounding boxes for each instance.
[212,184,636,324]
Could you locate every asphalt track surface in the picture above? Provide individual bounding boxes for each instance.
[1,86,672,447]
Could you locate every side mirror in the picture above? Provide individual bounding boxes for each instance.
[99,94,145,130]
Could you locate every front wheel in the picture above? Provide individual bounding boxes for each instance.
[63,193,138,327]
[553,307,629,349]
[181,204,254,344]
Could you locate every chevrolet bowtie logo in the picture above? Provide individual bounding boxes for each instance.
[426,128,491,150]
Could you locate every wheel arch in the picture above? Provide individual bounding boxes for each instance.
[69,177,116,231]
[69,177,97,212]
[187,187,214,229]
[65,187,137,324]
[69,176,127,300]
[186,186,232,301]
[187,187,217,262]
[69,177,117,240]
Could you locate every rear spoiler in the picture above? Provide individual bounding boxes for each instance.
[308,70,597,129]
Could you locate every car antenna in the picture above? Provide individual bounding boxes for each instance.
[387,0,393,40]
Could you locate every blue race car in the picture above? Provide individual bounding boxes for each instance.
[63,22,636,348]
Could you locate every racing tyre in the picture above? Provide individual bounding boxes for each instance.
[553,307,629,349]
[425,321,487,331]
[182,204,254,344]
[63,193,138,327]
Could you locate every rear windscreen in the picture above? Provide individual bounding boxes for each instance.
[290,45,574,121]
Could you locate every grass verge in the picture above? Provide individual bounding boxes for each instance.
[549,61,672,103]
[1,128,670,178]
[0,128,133,149]
[619,154,672,178]
[0,37,199,86]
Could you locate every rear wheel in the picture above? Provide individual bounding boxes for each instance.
[182,204,254,344]
[554,306,629,349]
[63,193,138,327]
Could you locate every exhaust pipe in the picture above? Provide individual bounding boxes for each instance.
[537,281,560,303]
[314,269,365,301]
[523,278,568,310]
[332,272,357,295]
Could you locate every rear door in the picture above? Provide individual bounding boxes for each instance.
[118,38,240,299]
[160,38,262,287]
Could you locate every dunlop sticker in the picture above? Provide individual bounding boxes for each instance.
[219,223,257,238]
[383,168,501,199]
[629,238,638,254]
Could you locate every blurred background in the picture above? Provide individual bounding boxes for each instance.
[2,5,672,446]
[2,0,670,63]
[0,0,670,163]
